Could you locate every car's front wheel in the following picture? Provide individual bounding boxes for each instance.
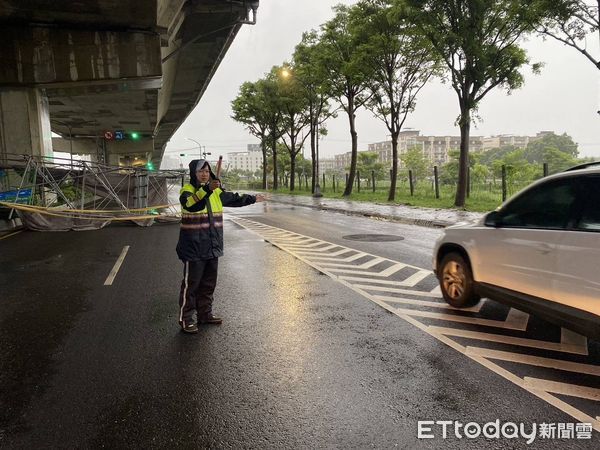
[439,252,480,308]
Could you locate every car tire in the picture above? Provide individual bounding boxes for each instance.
[439,252,480,308]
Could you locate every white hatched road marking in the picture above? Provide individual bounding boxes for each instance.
[466,347,600,376]
[524,378,600,401]
[230,216,600,431]
[373,295,484,313]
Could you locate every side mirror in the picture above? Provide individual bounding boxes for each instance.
[484,211,502,228]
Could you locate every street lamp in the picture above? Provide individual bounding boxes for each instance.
[187,138,202,157]
[278,66,322,197]
[187,138,211,159]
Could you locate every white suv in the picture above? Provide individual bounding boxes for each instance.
[433,164,600,340]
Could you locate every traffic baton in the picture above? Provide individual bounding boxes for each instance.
[216,155,223,178]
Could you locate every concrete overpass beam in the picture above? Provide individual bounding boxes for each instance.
[0,26,161,85]
[0,88,52,160]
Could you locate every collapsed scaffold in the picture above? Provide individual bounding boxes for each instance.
[0,154,184,231]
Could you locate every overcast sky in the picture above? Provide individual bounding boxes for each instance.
[164,0,600,165]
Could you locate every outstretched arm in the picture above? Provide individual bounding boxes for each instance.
[219,190,256,208]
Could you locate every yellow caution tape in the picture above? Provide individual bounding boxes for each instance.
[0,201,180,222]
[0,201,175,213]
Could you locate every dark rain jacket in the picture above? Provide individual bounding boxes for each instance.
[176,159,256,261]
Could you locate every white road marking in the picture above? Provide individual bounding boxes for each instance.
[430,285,442,295]
[429,326,589,355]
[327,262,407,277]
[230,217,600,431]
[103,245,130,286]
[352,284,445,298]
[397,270,432,287]
[339,275,441,290]
[374,294,483,312]
[561,328,588,348]
[524,377,600,401]
[466,347,600,376]
[306,252,367,262]
[505,308,530,330]
[292,244,340,253]
[394,307,528,330]
[318,256,385,269]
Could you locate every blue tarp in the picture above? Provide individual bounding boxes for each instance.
[0,188,32,203]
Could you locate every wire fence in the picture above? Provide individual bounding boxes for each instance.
[223,163,551,208]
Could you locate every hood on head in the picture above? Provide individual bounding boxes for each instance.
[188,159,216,188]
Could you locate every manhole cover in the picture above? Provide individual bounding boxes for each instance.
[342,234,404,242]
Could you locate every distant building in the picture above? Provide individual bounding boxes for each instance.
[369,130,485,167]
[227,145,263,172]
[319,158,337,173]
[482,131,549,150]
[334,152,352,171]
[247,143,262,153]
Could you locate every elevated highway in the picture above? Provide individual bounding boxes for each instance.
[0,0,259,167]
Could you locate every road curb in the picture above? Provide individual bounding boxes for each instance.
[267,198,452,228]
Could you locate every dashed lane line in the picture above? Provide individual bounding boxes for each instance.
[103,245,129,286]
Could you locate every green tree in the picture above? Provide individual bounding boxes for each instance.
[293,31,337,194]
[400,147,429,182]
[440,149,460,185]
[231,81,270,189]
[316,4,373,197]
[275,64,311,191]
[537,0,600,70]
[496,149,538,185]
[478,145,520,166]
[294,155,313,188]
[353,0,440,200]
[470,163,490,184]
[540,147,579,173]
[356,151,386,183]
[524,132,579,162]
[404,0,545,207]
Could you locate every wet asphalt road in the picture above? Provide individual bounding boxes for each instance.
[0,203,598,448]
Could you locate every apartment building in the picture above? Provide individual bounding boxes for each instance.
[369,130,554,167]
[319,158,337,173]
[226,144,263,172]
[482,131,549,150]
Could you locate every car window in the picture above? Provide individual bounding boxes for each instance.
[498,178,578,229]
[576,177,600,231]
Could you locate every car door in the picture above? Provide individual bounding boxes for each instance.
[475,177,579,302]
[553,175,600,315]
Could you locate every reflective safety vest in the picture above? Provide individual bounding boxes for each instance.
[176,183,256,261]
[176,184,225,261]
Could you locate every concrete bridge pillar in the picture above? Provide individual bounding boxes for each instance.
[0,88,53,162]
